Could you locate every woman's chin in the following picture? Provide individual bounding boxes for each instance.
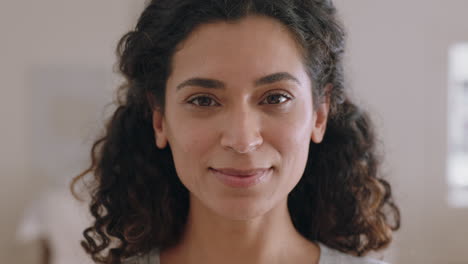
[208,197,278,222]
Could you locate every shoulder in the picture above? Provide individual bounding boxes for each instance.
[318,243,389,264]
[122,249,160,264]
[121,244,387,264]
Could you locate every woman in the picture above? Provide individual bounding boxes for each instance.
[72,0,400,263]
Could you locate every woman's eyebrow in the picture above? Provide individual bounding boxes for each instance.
[176,78,225,91]
[176,72,300,91]
[254,72,301,86]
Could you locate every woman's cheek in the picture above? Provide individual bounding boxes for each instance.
[179,121,215,155]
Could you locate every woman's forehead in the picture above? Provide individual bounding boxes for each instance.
[167,15,308,91]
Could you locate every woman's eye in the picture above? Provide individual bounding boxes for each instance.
[261,93,292,105]
[187,93,292,107]
[187,95,220,107]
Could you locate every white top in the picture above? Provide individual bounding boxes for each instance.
[124,242,388,264]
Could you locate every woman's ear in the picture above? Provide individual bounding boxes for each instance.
[311,84,332,144]
[152,109,168,149]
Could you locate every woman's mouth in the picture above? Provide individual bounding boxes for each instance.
[209,167,272,188]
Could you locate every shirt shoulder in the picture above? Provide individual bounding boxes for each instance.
[123,244,387,264]
[122,249,160,264]
[318,243,389,264]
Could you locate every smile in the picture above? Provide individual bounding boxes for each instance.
[209,167,272,188]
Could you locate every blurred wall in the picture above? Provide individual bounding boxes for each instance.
[0,0,146,263]
[1,0,467,263]
[335,0,468,263]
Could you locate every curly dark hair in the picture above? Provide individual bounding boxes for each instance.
[72,0,400,263]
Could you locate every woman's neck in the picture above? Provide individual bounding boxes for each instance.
[160,196,320,264]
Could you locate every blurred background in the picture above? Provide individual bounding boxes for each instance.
[0,0,467,263]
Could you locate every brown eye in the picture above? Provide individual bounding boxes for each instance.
[261,93,292,105]
[187,95,220,107]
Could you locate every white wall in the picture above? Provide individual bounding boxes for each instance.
[335,0,468,263]
[1,1,467,263]
[0,0,145,263]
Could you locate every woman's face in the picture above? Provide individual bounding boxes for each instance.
[153,15,329,220]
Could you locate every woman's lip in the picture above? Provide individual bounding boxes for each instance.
[210,167,270,177]
[209,168,272,188]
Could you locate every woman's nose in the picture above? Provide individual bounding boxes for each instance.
[220,107,263,154]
